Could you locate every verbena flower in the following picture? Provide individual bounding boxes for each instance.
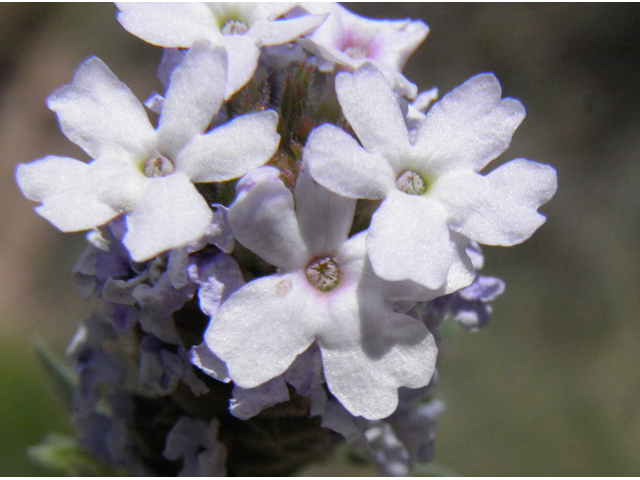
[306,65,557,291]
[116,2,326,97]
[297,2,428,97]
[16,42,280,262]
[202,166,437,419]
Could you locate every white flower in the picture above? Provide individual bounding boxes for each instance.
[296,3,428,97]
[306,65,557,291]
[203,166,437,420]
[16,42,280,262]
[116,2,327,98]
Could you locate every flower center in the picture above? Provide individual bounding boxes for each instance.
[396,170,428,195]
[221,19,248,36]
[343,45,369,60]
[143,153,175,178]
[305,256,341,292]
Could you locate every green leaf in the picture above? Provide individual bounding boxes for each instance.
[27,433,125,476]
[32,337,77,411]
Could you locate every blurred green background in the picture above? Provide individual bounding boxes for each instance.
[1,3,639,476]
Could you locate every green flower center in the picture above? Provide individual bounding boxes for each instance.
[305,256,341,292]
[396,170,429,195]
[143,153,175,178]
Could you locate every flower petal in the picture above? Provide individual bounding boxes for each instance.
[249,2,298,21]
[370,19,429,71]
[230,378,290,420]
[414,73,525,174]
[228,171,307,270]
[190,343,231,383]
[248,15,327,47]
[380,233,475,304]
[335,66,412,164]
[123,172,213,262]
[305,124,395,200]
[433,159,557,246]
[219,35,261,98]
[116,2,219,47]
[205,273,318,388]
[294,166,356,257]
[158,43,227,155]
[16,156,122,232]
[319,296,437,419]
[176,111,280,182]
[188,251,245,318]
[367,190,454,289]
[47,57,155,160]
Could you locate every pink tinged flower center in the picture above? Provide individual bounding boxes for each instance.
[221,19,248,36]
[143,153,175,178]
[343,45,369,61]
[305,256,341,292]
[337,32,372,61]
[396,170,429,195]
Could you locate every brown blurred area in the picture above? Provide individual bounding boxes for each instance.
[1,3,639,476]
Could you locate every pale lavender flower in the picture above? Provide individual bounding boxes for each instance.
[16,42,280,262]
[116,2,326,97]
[307,65,557,292]
[297,2,428,97]
[203,166,437,419]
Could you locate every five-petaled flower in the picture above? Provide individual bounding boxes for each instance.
[203,166,438,420]
[297,2,428,97]
[116,2,327,98]
[16,42,280,262]
[306,65,557,291]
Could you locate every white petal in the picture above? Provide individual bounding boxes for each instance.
[378,236,475,304]
[190,343,231,383]
[370,19,429,71]
[441,232,477,293]
[116,2,219,47]
[336,65,412,163]
[372,62,418,99]
[176,111,280,183]
[228,172,307,270]
[294,166,356,257]
[158,43,227,155]
[205,273,318,388]
[16,156,120,232]
[367,190,454,289]
[250,3,298,21]
[305,124,395,200]
[123,172,213,262]
[319,295,436,420]
[47,57,155,160]
[219,36,261,98]
[433,159,557,246]
[248,14,327,47]
[414,73,525,174]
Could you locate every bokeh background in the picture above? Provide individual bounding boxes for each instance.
[1,3,639,476]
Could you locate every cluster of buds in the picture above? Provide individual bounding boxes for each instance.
[17,3,556,476]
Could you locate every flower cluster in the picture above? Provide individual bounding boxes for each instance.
[17,2,556,476]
